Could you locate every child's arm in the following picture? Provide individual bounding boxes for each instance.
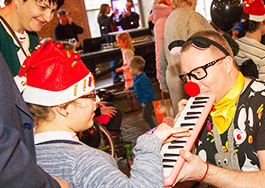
[115,67,124,73]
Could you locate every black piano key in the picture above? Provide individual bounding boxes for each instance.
[184,116,199,120]
[180,123,195,127]
[187,111,201,115]
[164,153,179,157]
[193,101,207,104]
[195,96,209,100]
[163,165,174,168]
[190,105,205,109]
[171,140,186,144]
[163,159,177,162]
[168,146,184,149]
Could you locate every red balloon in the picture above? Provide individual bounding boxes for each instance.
[184,82,200,97]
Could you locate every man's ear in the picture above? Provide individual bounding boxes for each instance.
[223,56,234,74]
[55,106,69,117]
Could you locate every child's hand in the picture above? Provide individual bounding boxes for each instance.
[174,99,188,124]
[141,103,146,107]
[145,123,190,144]
[100,106,117,118]
[123,88,129,93]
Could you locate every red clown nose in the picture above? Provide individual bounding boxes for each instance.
[184,82,200,97]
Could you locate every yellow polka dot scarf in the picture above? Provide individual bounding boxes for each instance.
[210,72,244,134]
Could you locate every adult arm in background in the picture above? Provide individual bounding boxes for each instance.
[0,53,70,188]
[159,38,169,93]
[68,21,83,35]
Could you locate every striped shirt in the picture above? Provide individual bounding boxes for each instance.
[35,132,164,188]
[235,37,265,79]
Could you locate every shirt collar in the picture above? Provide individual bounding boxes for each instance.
[34,131,80,144]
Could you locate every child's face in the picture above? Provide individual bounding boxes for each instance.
[117,38,128,49]
[129,67,138,76]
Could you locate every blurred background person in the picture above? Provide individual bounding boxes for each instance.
[97,4,120,83]
[54,9,83,51]
[148,0,173,90]
[116,0,139,30]
[160,0,213,115]
[235,0,265,80]
[97,4,117,43]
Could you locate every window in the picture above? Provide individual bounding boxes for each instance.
[84,0,139,38]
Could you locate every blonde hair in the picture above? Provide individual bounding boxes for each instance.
[172,0,192,8]
[116,32,134,51]
[129,56,145,72]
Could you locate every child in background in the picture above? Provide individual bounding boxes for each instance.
[148,0,172,90]
[16,41,190,188]
[126,56,158,129]
[116,32,138,112]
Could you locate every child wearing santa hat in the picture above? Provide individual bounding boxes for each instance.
[16,40,190,188]
[235,0,265,79]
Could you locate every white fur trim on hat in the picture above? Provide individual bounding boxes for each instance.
[22,73,95,106]
[249,14,265,22]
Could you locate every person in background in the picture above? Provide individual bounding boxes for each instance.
[159,0,213,115]
[54,9,83,51]
[16,40,191,188]
[126,56,158,129]
[93,101,123,144]
[116,0,139,30]
[0,0,64,77]
[174,30,265,187]
[97,4,120,83]
[148,0,173,90]
[98,4,117,43]
[116,32,138,112]
[235,0,265,80]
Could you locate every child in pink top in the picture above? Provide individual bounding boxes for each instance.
[116,32,138,111]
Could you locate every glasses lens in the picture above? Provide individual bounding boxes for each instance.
[81,90,96,99]
[190,67,207,80]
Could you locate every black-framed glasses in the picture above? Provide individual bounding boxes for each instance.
[179,56,226,83]
[80,90,97,100]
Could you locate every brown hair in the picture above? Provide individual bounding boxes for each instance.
[129,56,145,72]
[5,0,64,10]
[97,4,109,21]
[116,32,134,51]
[26,101,72,127]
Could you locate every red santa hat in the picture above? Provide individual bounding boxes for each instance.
[243,0,265,22]
[17,40,95,106]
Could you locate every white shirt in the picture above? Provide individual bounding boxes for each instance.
[34,131,80,144]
